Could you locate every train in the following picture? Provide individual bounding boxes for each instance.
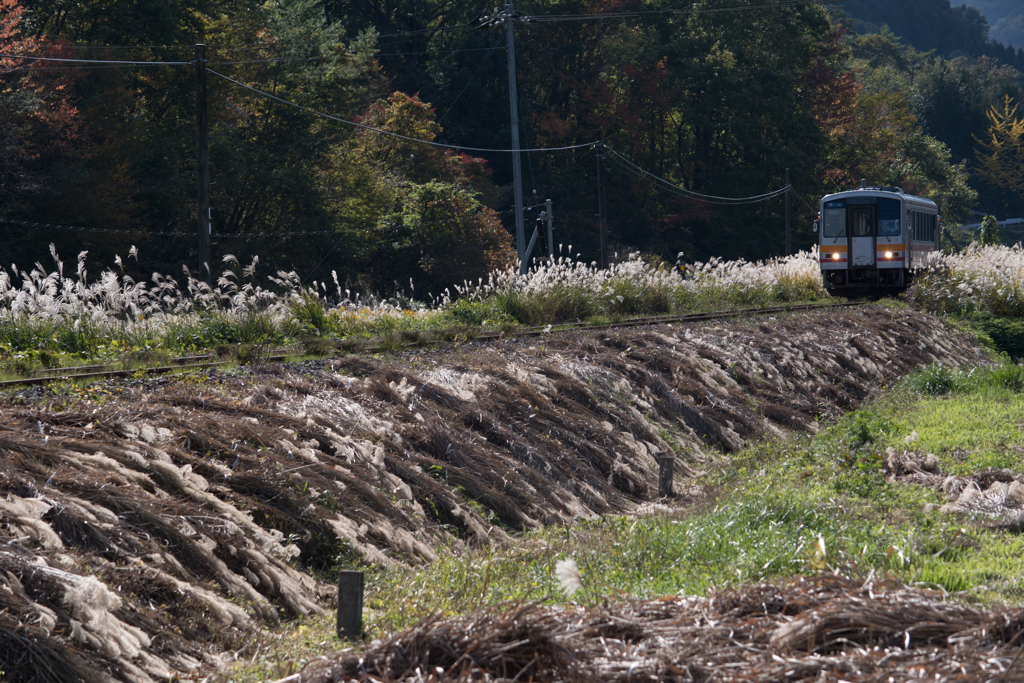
[814,181,939,295]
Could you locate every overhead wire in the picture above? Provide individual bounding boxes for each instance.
[526,0,837,22]
[1,0,837,64]
[0,217,197,236]
[207,44,501,66]
[207,68,599,153]
[790,188,819,213]
[604,147,790,204]
[0,53,191,66]
[437,36,505,124]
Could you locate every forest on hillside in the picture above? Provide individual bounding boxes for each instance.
[840,0,1024,68]
[959,0,1024,51]
[1,0,1022,294]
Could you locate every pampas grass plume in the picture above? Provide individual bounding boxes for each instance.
[555,558,583,598]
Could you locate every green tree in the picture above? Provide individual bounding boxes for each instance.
[979,214,1001,246]
[345,91,514,293]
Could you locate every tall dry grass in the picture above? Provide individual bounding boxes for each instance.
[456,249,827,325]
[907,244,1024,317]
[0,245,829,364]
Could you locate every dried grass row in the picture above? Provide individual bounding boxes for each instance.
[296,576,1024,683]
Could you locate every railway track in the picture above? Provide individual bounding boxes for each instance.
[0,300,864,389]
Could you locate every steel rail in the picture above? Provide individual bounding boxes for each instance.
[0,355,289,389]
[0,301,864,389]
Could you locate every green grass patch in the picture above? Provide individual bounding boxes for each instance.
[362,361,1024,626]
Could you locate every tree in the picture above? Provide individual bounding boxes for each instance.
[973,95,1024,195]
[979,214,1001,246]
[0,0,92,269]
[345,91,514,293]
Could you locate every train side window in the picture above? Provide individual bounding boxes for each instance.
[823,208,846,237]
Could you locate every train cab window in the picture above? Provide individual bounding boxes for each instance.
[878,198,901,236]
[823,207,846,237]
[851,211,873,237]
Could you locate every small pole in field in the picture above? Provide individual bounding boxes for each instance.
[337,570,364,640]
[658,456,674,497]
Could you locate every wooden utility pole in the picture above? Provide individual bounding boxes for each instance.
[195,44,211,284]
[504,1,526,275]
[596,142,608,269]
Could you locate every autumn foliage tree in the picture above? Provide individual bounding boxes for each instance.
[973,95,1024,195]
[347,92,514,293]
[0,0,80,216]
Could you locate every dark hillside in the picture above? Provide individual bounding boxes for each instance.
[840,0,1024,69]
[961,0,1024,48]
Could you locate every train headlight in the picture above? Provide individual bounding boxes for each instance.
[885,251,893,258]
[831,253,840,260]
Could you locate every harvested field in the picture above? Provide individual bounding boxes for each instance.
[290,575,1024,682]
[0,306,994,681]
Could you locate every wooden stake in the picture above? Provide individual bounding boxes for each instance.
[337,570,364,640]
[658,456,674,497]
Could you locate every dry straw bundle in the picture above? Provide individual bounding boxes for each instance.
[292,576,1024,683]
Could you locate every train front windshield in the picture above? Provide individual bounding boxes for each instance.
[878,199,901,235]
[821,198,902,237]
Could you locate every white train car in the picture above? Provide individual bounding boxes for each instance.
[815,182,939,294]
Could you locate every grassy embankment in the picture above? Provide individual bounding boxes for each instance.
[215,357,1024,682]
[198,244,1024,680]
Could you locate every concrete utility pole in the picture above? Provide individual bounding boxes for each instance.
[195,44,211,284]
[503,0,526,275]
[784,167,791,256]
[596,142,608,269]
[545,198,553,258]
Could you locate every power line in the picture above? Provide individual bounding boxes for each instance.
[207,45,501,66]
[2,1,835,61]
[524,0,836,23]
[437,36,505,124]
[207,68,599,154]
[15,43,194,50]
[604,147,790,204]
[0,53,191,66]
[0,217,197,236]
[3,65,181,72]
[790,188,818,213]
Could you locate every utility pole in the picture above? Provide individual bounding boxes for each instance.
[784,167,791,257]
[596,142,608,269]
[503,0,526,275]
[545,198,553,258]
[195,44,211,284]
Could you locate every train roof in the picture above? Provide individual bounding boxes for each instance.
[821,186,938,210]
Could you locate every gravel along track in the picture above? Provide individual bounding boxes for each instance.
[0,305,992,682]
